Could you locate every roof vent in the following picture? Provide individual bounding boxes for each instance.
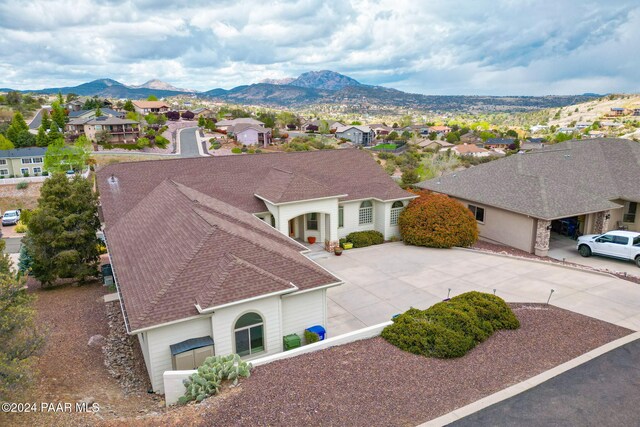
[108,174,119,188]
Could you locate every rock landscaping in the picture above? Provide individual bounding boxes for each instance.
[118,303,630,427]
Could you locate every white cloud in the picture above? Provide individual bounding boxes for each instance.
[0,0,638,95]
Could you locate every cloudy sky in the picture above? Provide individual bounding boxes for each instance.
[1,0,638,95]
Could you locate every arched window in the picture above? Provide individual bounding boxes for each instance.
[359,200,373,225]
[390,201,405,225]
[234,312,264,357]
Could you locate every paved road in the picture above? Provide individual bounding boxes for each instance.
[451,338,640,427]
[2,237,22,254]
[178,127,201,158]
[28,108,45,129]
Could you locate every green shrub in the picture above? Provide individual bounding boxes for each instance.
[304,329,320,345]
[345,230,384,248]
[15,221,27,234]
[381,292,519,358]
[209,138,216,143]
[22,172,29,177]
[136,137,150,148]
[179,354,251,404]
[42,171,49,176]
[211,142,222,150]
[155,135,169,148]
[231,147,242,154]
[399,190,478,248]
[241,146,248,153]
[16,181,28,190]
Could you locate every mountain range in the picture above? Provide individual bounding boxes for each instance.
[1,70,598,112]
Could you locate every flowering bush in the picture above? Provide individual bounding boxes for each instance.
[399,190,478,248]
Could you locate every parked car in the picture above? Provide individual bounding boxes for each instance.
[1,210,21,226]
[577,230,640,267]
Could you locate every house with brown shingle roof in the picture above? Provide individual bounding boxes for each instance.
[131,100,170,114]
[97,149,415,393]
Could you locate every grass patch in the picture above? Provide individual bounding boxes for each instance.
[372,143,398,150]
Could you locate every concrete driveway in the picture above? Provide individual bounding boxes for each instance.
[314,242,640,337]
[548,232,640,276]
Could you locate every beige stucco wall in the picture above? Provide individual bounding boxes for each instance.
[453,197,537,253]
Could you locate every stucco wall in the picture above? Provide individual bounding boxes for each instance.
[211,296,282,361]
[338,200,377,238]
[236,128,260,145]
[144,316,213,393]
[281,289,326,340]
[453,197,536,253]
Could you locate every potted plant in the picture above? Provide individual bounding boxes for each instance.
[334,247,343,256]
[342,242,353,249]
[307,236,316,244]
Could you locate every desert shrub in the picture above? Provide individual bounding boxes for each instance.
[381,292,519,359]
[304,329,320,345]
[381,308,474,358]
[449,291,520,331]
[15,221,27,234]
[179,354,251,404]
[154,135,169,148]
[211,142,221,150]
[345,230,384,248]
[16,181,28,190]
[399,190,478,248]
[241,146,248,153]
[22,172,29,177]
[231,147,242,154]
[136,137,150,148]
[96,242,107,255]
[209,138,216,143]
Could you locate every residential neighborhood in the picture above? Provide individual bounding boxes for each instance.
[2,1,640,426]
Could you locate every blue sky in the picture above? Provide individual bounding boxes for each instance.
[1,0,639,95]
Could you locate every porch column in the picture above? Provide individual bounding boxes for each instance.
[277,215,289,237]
[534,219,551,257]
[324,210,340,252]
[593,210,611,234]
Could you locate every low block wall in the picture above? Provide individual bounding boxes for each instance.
[0,176,47,185]
[163,321,392,406]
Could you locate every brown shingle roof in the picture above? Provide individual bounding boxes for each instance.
[103,179,340,331]
[131,101,170,109]
[98,149,412,222]
[255,167,346,204]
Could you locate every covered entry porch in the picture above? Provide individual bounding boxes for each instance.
[286,211,338,251]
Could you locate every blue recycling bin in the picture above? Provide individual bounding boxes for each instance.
[306,325,326,341]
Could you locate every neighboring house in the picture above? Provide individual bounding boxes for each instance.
[132,101,170,115]
[329,121,344,131]
[418,138,640,257]
[68,116,140,143]
[428,125,451,135]
[192,108,215,119]
[601,121,623,128]
[68,109,125,120]
[418,139,454,150]
[64,99,86,112]
[368,124,393,137]
[97,149,415,393]
[0,147,47,177]
[575,122,592,130]
[609,107,627,117]
[300,120,323,132]
[530,125,549,134]
[588,130,606,138]
[229,123,272,147]
[451,143,491,157]
[521,138,545,150]
[633,106,640,116]
[484,138,515,149]
[334,125,375,146]
[215,118,265,132]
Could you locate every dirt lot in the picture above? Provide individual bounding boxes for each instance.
[0,181,42,213]
[104,304,630,427]
[1,280,163,427]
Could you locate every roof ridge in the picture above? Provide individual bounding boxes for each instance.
[195,252,237,308]
[108,179,174,231]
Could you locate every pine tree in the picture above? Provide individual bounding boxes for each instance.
[95,107,103,117]
[123,99,135,112]
[5,112,29,143]
[0,239,42,399]
[0,134,14,150]
[40,110,51,130]
[23,173,100,286]
[50,102,66,131]
[36,126,48,147]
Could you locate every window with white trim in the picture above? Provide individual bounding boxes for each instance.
[390,201,404,225]
[32,157,43,163]
[20,168,29,176]
[234,312,264,357]
[33,167,42,174]
[624,202,637,223]
[21,158,32,164]
[0,169,8,176]
[359,200,373,225]
[338,206,344,228]
[306,213,318,230]
[0,159,6,165]
[469,204,485,223]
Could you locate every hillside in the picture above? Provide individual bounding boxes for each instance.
[547,95,640,127]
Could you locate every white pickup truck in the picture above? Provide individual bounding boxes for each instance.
[577,230,640,268]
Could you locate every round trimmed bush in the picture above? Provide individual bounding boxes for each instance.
[231,147,242,154]
[449,291,520,331]
[345,230,384,248]
[399,190,478,248]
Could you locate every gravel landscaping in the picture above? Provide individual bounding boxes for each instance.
[112,303,631,427]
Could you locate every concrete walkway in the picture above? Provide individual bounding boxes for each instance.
[314,243,640,337]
